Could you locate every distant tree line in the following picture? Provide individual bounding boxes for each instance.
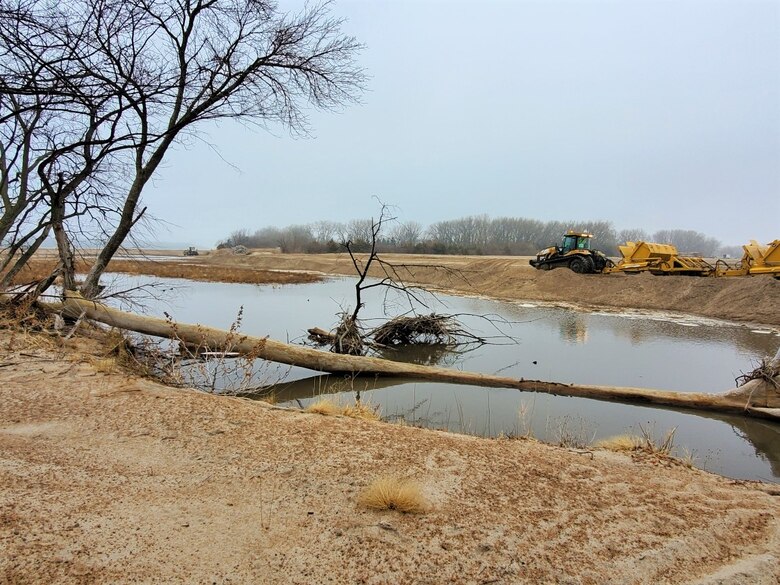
[217,216,727,257]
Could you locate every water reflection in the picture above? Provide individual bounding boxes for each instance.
[374,343,471,367]
[459,296,778,359]
[260,373,780,481]
[559,313,589,344]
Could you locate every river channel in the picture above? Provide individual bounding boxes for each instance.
[106,274,780,482]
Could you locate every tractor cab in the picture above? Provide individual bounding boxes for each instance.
[560,231,592,254]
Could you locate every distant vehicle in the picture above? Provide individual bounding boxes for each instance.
[183,246,199,256]
[529,231,612,274]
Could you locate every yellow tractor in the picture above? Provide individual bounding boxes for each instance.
[529,231,613,274]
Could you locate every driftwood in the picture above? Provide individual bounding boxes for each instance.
[56,292,780,421]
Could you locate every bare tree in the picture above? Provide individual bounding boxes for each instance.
[311,219,341,244]
[390,220,422,251]
[344,218,375,251]
[1,0,364,298]
[320,204,474,355]
[617,228,651,244]
[652,229,721,255]
[277,224,314,253]
[214,216,729,259]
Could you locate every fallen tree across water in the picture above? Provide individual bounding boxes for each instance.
[53,292,780,421]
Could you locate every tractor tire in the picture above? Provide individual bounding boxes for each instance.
[583,255,595,273]
[569,257,587,273]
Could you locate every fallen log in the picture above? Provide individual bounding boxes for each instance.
[56,292,780,421]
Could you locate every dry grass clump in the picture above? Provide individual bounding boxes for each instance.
[0,305,60,353]
[305,398,381,420]
[305,398,342,416]
[357,476,427,514]
[90,357,118,373]
[594,434,643,452]
[595,426,680,460]
[341,401,381,421]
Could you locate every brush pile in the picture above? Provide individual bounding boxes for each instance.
[333,315,365,355]
[370,314,459,346]
[310,313,488,356]
[736,358,780,390]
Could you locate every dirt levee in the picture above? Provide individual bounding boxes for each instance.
[198,252,780,327]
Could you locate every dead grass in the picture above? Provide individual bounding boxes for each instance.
[106,259,321,286]
[638,425,677,456]
[305,398,381,421]
[305,399,342,416]
[594,434,643,452]
[595,426,684,466]
[90,357,118,374]
[342,401,381,421]
[2,257,320,287]
[357,476,428,514]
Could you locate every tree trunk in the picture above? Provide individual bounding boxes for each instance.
[80,134,173,299]
[50,186,76,293]
[78,195,141,298]
[0,225,51,289]
[55,293,780,421]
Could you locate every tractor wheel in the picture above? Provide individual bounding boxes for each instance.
[583,255,595,273]
[569,257,587,273]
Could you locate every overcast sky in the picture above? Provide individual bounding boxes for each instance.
[145,0,779,248]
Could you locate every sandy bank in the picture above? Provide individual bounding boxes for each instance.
[1,330,780,584]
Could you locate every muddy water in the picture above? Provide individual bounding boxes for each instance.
[109,275,780,482]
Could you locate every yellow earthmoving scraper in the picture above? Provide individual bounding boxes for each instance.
[605,241,714,276]
[716,240,780,278]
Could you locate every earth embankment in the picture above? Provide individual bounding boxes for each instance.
[196,251,780,327]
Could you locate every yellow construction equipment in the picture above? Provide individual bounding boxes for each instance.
[715,240,780,278]
[606,241,714,276]
[530,232,780,278]
[529,231,614,274]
